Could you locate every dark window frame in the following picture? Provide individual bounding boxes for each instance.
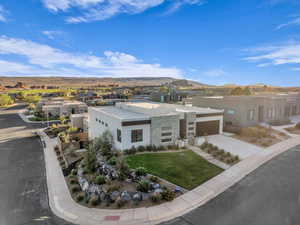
[117,129,122,143]
[131,129,143,143]
[161,138,172,143]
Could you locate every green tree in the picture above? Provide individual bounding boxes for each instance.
[0,94,14,106]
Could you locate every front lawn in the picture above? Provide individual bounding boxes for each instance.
[125,150,224,190]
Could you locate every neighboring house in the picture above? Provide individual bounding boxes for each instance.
[70,113,88,132]
[41,100,88,117]
[192,94,300,128]
[88,101,223,150]
[151,90,187,103]
[76,91,99,102]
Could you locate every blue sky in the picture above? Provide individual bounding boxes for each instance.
[0,0,300,86]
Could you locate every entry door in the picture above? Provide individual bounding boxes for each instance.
[196,120,220,136]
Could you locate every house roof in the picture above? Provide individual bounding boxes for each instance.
[91,106,150,121]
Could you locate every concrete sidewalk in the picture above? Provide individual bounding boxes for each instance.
[39,130,300,225]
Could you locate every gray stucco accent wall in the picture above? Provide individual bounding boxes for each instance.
[150,114,180,146]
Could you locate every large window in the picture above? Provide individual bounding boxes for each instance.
[161,138,172,143]
[117,129,122,143]
[162,132,172,137]
[131,129,143,143]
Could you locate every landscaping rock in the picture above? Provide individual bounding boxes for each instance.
[110,191,120,202]
[174,186,183,193]
[132,192,142,202]
[152,183,160,189]
[141,192,151,200]
[154,188,164,194]
[121,191,131,201]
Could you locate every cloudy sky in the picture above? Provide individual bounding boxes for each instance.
[0,0,300,86]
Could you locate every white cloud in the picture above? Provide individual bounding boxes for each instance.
[42,0,205,23]
[0,5,8,22]
[244,43,300,66]
[203,68,226,77]
[164,0,205,15]
[42,30,65,39]
[0,60,38,74]
[277,17,300,30]
[0,36,182,78]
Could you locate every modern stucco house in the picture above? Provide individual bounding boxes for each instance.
[88,101,223,150]
[192,94,300,128]
[40,100,88,117]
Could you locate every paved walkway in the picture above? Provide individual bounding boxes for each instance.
[206,134,262,159]
[38,128,300,225]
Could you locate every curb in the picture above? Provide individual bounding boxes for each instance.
[18,109,60,124]
[39,130,300,225]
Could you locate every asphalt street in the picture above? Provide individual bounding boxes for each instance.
[0,105,74,225]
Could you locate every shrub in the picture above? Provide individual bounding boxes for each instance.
[82,167,89,175]
[89,196,99,206]
[116,198,126,208]
[296,122,300,130]
[107,184,121,192]
[149,176,159,183]
[76,192,85,202]
[70,185,80,194]
[130,146,137,154]
[69,178,78,185]
[137,146,146,152]
[234,155,240,162]
[161,189,176,201]
[152,145,158,152]
[135,167,147,176]
[225,157,233,164]
[137,180,151,193]
[212,151,219,157]
[211,145,218,151]
[219,149,225,155]
[95,175,106,185]
[123,149,131,155]
[151,193,161,203]
[158,145,166,151]
[200,142,209,149]
[146,145,153,151]
[108,156,117,165]
[71,169,77,176]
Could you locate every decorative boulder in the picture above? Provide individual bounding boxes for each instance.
[110,191,120,202]
[141,192,150,200]
[121,191,131,201]
[82,181,89,192]
[174,186,183,193]
[132,192,142,202]
[152,183,160,189]
[154,188,163,194]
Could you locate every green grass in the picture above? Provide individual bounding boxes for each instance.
[125,150,224,190]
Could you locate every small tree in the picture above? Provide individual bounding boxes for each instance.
[101,131,113,156]
[83,147,97,173]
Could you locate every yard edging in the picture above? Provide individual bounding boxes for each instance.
[39,129,300,225]
[18,109,60,124]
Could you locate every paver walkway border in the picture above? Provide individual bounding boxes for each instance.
[38,129,300,225]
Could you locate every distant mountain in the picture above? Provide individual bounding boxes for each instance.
[0,76,209,88]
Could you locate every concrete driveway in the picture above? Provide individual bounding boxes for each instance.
[206,135,262,159]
